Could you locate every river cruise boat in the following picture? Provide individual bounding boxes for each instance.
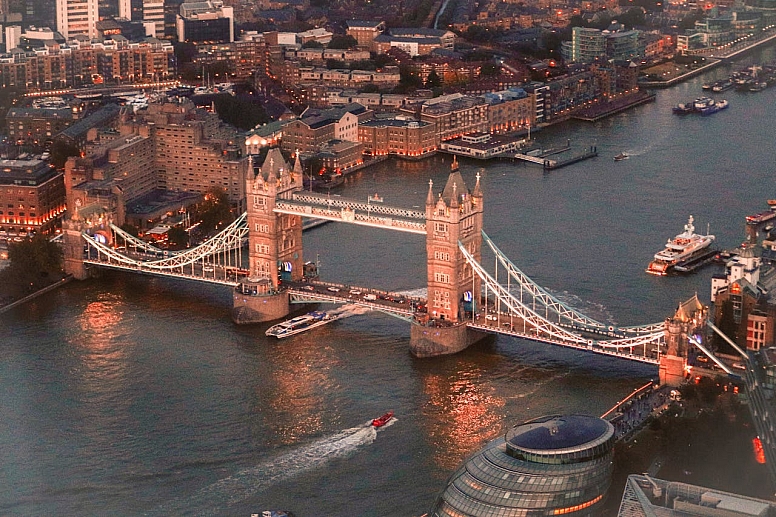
[647,216,716,276]
[265,311,338,338]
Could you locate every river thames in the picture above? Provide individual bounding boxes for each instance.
[3,48,776,516]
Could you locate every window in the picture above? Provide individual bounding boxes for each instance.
[434,272,450,284]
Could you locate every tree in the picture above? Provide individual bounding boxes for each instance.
[120,223,140,238]
[213,94,270,131]
[195,187,233,235]
[328,35,357,49]
[0,234,63,300]
[166,226,189,250]
[360,83,380,93]
[425,69,442,88]
[480,63,500,77]
[679,10,704,30]
[302,40,324,49]
[398,65,423,90]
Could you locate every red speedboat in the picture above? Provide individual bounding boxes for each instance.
[372,411,394,428]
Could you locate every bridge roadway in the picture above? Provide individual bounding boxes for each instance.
[84,248,247,286]
[283,280,424,321]
[284,281,660,363]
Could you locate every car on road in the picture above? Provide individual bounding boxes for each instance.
[363,293,377,300]
[300,285,315,291]
[327,286,340,292]
[203,266,214,272]
[485,314,498,321]
[349,289,362,295]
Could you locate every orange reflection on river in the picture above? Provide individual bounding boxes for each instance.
[264,335,341,444]
[422,364,505,471]
[74,295,128,381]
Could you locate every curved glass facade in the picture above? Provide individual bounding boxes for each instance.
[430,415,615,517]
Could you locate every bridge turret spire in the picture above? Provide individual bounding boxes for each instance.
[472,170,482,200]
[293,151,303,175]
[426,179,434,206]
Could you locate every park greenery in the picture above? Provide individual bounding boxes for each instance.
[0,234,64,305]
[213,93,270,131]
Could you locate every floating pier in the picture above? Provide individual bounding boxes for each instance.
[543,146,598,171]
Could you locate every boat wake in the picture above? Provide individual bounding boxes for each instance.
[328,303,372,318]
[396,287,427,299]
[153,424,378,515]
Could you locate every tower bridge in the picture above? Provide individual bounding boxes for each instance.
[62,148,706,385]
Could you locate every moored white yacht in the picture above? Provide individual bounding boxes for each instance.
[647,216,716,276]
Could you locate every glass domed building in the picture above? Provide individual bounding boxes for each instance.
[430,415,616,517]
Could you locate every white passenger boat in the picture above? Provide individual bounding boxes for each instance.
[265,311,338,338]
[647,216,715,276]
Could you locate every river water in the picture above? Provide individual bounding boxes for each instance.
[3,49,776,516]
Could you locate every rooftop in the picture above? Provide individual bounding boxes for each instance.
[506,415,613,453]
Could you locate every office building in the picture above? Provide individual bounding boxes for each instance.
[618,474,776,516]
[176,0,233,43]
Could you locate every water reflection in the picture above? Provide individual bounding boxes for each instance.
[422,363,505,471]
[263,333,341,444]
[73,294,129,387]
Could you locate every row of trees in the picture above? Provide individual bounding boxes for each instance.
[0,235,64,304]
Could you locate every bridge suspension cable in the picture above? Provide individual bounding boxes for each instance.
[109,222,167,254]
[460,241,665,357]
[84,212,248,271]
[482,231,664,336]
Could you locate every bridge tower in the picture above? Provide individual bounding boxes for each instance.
[232,149,304,324]
[410,170,487,357]
[62,216,89,280]
[660,294,706,386]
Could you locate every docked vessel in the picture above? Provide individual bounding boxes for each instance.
[372,411,394,428]
[693,97,715,110]
[265,311,338,338]
[700,99,728,116]
[647,216,716,276]
[672,102,694,115]
[746,210,776,225]
[712,80,734,92]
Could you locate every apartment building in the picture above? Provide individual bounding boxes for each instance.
[7,107,74,145]
[404,93,489,143]
[358,116,436,158]
[280,102,372,155]
[0,36,174,90]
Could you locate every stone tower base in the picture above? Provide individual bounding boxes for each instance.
[63,257,89,280]
[232,290,290,324]
[659,354,687,387]
[410,322,488,358]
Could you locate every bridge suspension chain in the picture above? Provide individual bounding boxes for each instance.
[84,212,248,270]
[482,230,610,332]
[110,223,166,254]
[482,231,665,335]
[461,242,666,352]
